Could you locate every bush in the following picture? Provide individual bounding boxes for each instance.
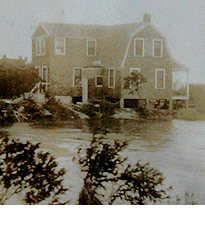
[77,135,171,205]
[189,84,205,115]
[0,138,68,204]
[175,107,205,121]
[0,63,39,99]
[43,96,77,120]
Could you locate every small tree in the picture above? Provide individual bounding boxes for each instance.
[0,138,68,205]
[124,71,147,97]
[77,135,171,205]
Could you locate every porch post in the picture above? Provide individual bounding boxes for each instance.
[120,98,124,109]
[82,77,88,104]
[169,98,173,111]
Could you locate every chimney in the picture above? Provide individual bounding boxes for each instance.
[143,14,151,23]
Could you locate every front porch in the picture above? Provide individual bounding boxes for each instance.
[172,62,189,108]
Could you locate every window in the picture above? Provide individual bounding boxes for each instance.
[153,39,163,57]
[55,38,65,55]
[155,69,165,89]
[134,38,144,56]
[95,75,103,87]
[36,38,45,56]
[108,69,115,88]
[87,40,96,56]
[73,68,82,87]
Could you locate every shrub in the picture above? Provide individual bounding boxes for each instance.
[176,107,205,121]
[0,138,68,204]
[43,96,77,120]
[77,135,171,205]
[0,63,39,99]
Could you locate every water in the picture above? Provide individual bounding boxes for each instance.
[2,119,205,204]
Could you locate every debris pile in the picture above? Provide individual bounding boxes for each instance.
[0,95,82,125]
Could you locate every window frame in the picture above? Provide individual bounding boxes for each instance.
[95,75,103,87]
[73,67,82,87]
[153,39,163,58]
[108,68,116,88]
[134,38,144,57]
[55,38,66,55]
[87,39,97,56]
[155,69,165,89]
[36,38,45,56]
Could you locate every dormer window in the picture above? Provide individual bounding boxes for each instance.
[87,40,96,56]
[134,38,144,57]
[55,38,65,55]
[153,39,163,57]
[36,38,45,56]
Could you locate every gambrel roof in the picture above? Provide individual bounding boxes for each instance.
[32,21,188,71]
[32,22,146,40]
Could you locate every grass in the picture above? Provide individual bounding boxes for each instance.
[176,108,205,121]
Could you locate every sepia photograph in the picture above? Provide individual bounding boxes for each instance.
[0,0,204,214]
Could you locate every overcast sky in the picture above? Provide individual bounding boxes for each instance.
[0,0,204,83]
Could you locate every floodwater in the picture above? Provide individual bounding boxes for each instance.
[2,119,205,204]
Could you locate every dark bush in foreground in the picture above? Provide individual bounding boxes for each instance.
[0,138,68,205]
[77,135,171,205]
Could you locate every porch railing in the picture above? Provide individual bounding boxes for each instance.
[28,81,49,97]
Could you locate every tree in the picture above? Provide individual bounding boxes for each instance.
[124,71,147,97]
[77,134,171,205]
[0,58,39,99]
[0,138,68,205]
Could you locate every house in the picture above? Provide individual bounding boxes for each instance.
[31,14,189,109]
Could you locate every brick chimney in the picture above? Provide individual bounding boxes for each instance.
[143,14,151,23]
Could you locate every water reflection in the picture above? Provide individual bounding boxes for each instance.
[84,118,174,152]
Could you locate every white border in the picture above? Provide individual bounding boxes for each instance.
[55,38,66,55]
[153,39,163,58]
[155,68,165,89]
[87,39,97,56]
[134,38,144,57]
[108,68,115,88]
[73,67,82,87]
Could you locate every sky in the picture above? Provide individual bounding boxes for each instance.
[0,0,204,84]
